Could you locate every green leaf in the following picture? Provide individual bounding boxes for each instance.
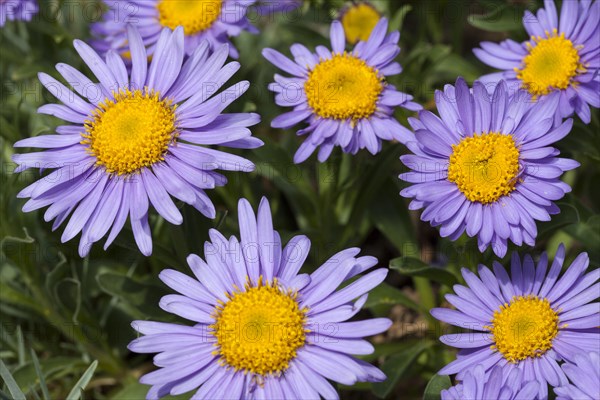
[12,357,84,396]
[96,272,169,320]
[0,359,26,400]
[343,145,404,243]
[65,360,98,400]
[565,215,600,259]
[390,257,458,287]
[372,341,432,398]
[110,381,190,400]
[423,374,452,400]
[369,179,418,252]
[389,5,413,32]
[365,282,423,312]
[538,202,581,237]
[0,281,41,313]
[29,350,50,400]
[468,4,525,32]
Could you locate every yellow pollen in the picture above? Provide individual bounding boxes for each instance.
[448,132,520,204]
[516,29,585,96]
[211,278,308,376]
[487,295,560,363]
[305,52,383,121]
[82,89,177,175]
[341,2,381,44]
[157,0,222,35]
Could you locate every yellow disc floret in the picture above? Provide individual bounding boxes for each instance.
[305,53,383,121]
[82,89,177,175]
[448,132,520,204]
[488,295,560,363]
[341,2,381,44]
[516,29,585,96]
[211,278,308,376]
[157,0,222,35]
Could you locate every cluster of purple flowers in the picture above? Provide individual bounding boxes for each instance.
[6,0,598,399]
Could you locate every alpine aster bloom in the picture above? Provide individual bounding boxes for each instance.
[91,0,257,59]
[339,1,381,44]
[128,197,390,399]
[554,352,600,400]
[0,0,38,26]
[263,18,421,163]
[474,0,600,123]
[441,364,539,400]
[13,27,261,257]
[400,77,579,257]
[432,245,600,399]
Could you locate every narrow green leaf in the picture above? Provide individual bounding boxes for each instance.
[538,202,580,237]
[390,257,458,287]
[0,282,41,313]
[423,374,452,400]
[468,4,525,32]
[389,5,412,32]
[0,359,26,400]
[29,387,41,400]
[65,360,98,400]
[16,327,25,367]
[12,357,84,391]
[96,272,169,319]
[29,350,50,400]
[372,341,432,398]
[369,180,418,251]
[365,282,424,313]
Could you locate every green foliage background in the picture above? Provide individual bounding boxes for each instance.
[1,0,599,399]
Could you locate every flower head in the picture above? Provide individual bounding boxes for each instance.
[13,27,262,257]
[0,0,38,26]
[441,364,539,400]
[400,77,579,257]
[128,197,391,399]
[432,245,600,399]
[263,18,421,163]
[555,352,600,400]
[91,0,257,59]
[474,0,600,123]
[339,1,381,44]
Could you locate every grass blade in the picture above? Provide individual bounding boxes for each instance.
[30,349,51,400]
[0,359,26,400]
[65,360,98,400]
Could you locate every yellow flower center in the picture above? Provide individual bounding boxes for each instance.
[157,0,222,35]
[447,132,520,204]
[82,89,177,175]
[211,279,308,376]
[516,29,585,96]
[341,2,381,44]
[488,295,560,363]
[305,53,383,121]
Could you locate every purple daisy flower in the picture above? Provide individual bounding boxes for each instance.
[400,77,579,258]
[555,352,600,400]
[0,0,38,26]
[441,364,539,400]
[263,18,422,163]
[91,0,257,59]
[12,27,262,257]
[128,197,391,399]
[432,244,600,399]
[474,0,600,124]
